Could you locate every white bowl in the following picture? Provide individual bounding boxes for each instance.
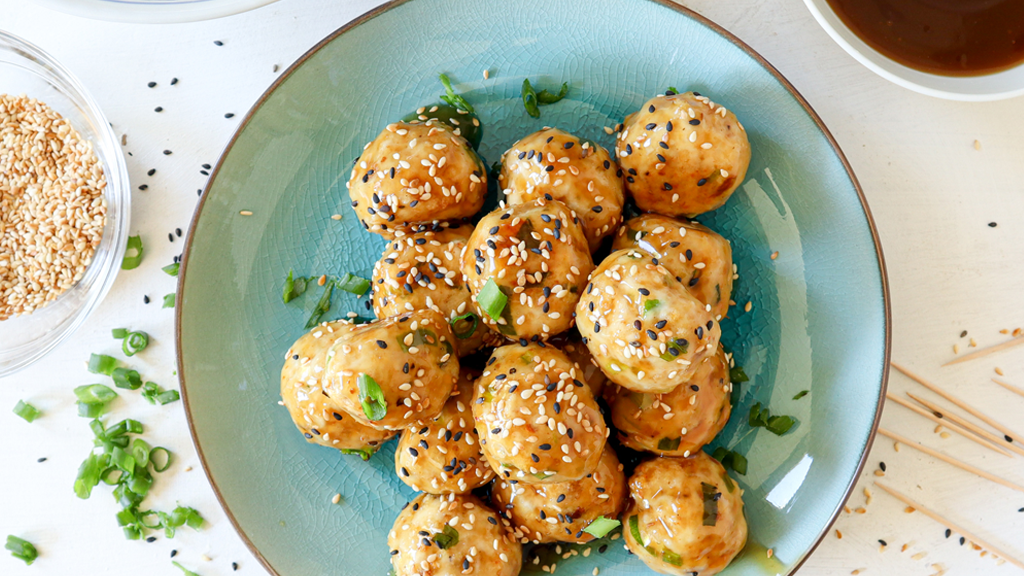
[803,0,1024,101]
[32,0,278,24]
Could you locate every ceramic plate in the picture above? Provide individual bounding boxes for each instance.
[32,0,278,23]
[177,1,890,575]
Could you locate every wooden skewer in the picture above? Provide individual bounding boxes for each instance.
[942,336,1024,366]
[891,362,1024,446]
[873,481,1024,571]
[885,393,1012,457]
[906,392,1024,458]
[877,428,1024,493]
[993,378,1024,400]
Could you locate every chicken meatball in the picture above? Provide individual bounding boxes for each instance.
[498,127,625,251]
[462,199,593,341]
[624,453,747,576]
[280,320,396,457]
[576,248,721,394]
[473,343,607,484]
[371,225,499,357]
[389,493,521,576]
[323,309,459,430]
[491,446,626,544]
[395,370,495,494]
[613,214,734,321]
[549,332,609,398]
[616,91,750,217]
[402,102,483,150]
[348,119,487,238]
[606,348,732,456]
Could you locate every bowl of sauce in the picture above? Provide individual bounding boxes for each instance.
[804,0,1024,100]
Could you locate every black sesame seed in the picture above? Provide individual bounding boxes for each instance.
[592,206,603,213]
[696,326,704,339]
[213,40,224,46]
[139,184,148,191]
[303,433,312,439]
[539,510,547,519]
[408,448,419,457]
[594,322,601,333]
[168,233,174,242]
[147,81,157,88]
[638,287,650,295]
[945,529,951,538]
[171,550,178,558]
[689,119,701,126]
[154,106,163,112]
[647,329,658,340]
[989,222,997,227]
[419,440,429,450]
[143,295,150,304]
[376,340,387,349]
[531,453,540,463]
[564,141,574,149]
[148,168,156,176]
[146,536,157,543]
[489,226,499,235]
[655,320,667,329]
[659,141,669,149]
[37,457,46,463]
[878,539,887,546]
[603,160,611,169]
[697,178,707,186]
[225,113,235,119]
[599,544,608,553]
[545,165,554,172]
[1006,435,1014,442]
[645,123,657,130]
[539,443,551,450]
[961,536,967,545]
[492,427,502,434]
[648,105,655,112]
[163,149,172,155]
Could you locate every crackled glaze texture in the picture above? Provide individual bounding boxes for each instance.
[178,0,888,575]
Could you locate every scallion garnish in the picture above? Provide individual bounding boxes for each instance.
[74,384,117,405]
[628,515,643,545]
[13,400,41,423]
[656,437,681,451]
[701,482,720,526]
[434,525,459,549]
[122,331,149,357]
[336,273,370,295]
[729,365,749,383]
[5,535,38,565]
[711,446,748,475]
[112,328,128,338]
[172,561,201,576]
[121,235,144,270]
[450,312,479,339]
[339,447,377,461]
[793,390,809,400]
[521,78,569,118]
[88,353,118,375]
[663,548,684,566]
[282,270,308,303]
[141,382,179,405]
[304,281,335,329]
[438,73,474,113]
[162,293,175,308]
[78,402,105,418]
[112,367,143,390]
[150,447,172,472]
[162,262,180,277]
[582,516,620,539]
[748,402,797,436]
[357,374,387,421]
[478,279,508,322]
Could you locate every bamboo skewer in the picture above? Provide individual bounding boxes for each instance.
[906,392,1024,458]
[877,428,1024,493]
[942,336,1024,366]
[993,378,1024,400]
[885,393,1012,457]
[891,361,1024,446]
[873,481,1024,571]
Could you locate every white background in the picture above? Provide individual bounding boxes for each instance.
[2,0,1023,575]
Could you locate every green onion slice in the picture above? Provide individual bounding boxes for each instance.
[122,331,149,356]
[336,273,370,295]
[155,390,180,405]
[162,293,176,308]
[701,482,720,526]
[162,262,180,277]
[729,365,749,383]
[357,374,387,422]
[132,438,152,468]
[663,549,684,566]
[112,328,128,338]
[628,515,643,546]
[582,516,620,539]
[478,279,508,322]
[74,453,103,499]
[112,368,143,390]
[74,384,117,405]
[339,447,376,461]
[13,400,40,423]
[77,401,105,418]
[5,535,38,565]
[304,281,335,329]
[173,561,201,576]
[656,437,681,451]
[151,447,172,472]
[282,270,308,303]
[792,390,809,400]
[121,235,144,270]
[88,353,118,375]
[438,73,474,113]
[450,312,479,339]
[536,82,569,104]
[521,79,540,118]
[434,525,459,549]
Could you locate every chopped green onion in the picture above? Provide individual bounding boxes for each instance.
[434,525,459,549]
[438,73,474,113]
[767,415,796,435]
[13,400,40,423]
[132,439,152,468]
[667,86,679,94]
[701,482,720,526]
[155,390,180,405]
[111,446,136,474]
[582,516,620,538]
[339,447,376,460]
[162,293,175,308]
[121,235,144,270]
[729,365,749,383]
[336,273,370,295]
[521,79,540,118]
[112,368,143,390]
[628,515,643,545]
[122,331,149,357]
[304,281,335,329]
[162,262,180,277]
[748,402,797,436]
[792,390,809,400]
[536,82,569,104]
[88,353,118,375]
[478,279,508,322]
[150,447,172,472]
[656,437,681,451]
[78,401,105,418]
[663,549,684,566]
[112,328,128,338]
[282,270,308,303]
[450,312,479,339]
[711,447,748,476]
[173,561,201,576]
[6,535,38,565]
[74,453,103,499]
[74,384,117,405]
[357,374,387,422]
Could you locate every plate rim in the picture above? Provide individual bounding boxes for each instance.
[174,1,893,574]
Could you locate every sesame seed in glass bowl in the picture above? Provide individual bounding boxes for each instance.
[0,30,130,377]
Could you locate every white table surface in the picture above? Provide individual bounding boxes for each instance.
[2,0,1023,575]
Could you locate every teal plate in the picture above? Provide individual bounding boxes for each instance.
[176,0,891,574]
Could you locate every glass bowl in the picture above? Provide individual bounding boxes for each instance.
[31,0,279,23]
[0,30,130,377]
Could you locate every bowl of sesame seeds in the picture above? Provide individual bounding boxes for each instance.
[0,30,130,377]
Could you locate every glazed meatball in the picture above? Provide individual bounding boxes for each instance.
[462,199,593,341]
[491,446,626,544]
[498,127,625,251]
[402,102,483,150]
[616,91,750,217]
[395,370,495,494]
[606,348,732,457]
[549,332,609,398]
[372,226,500,357]
[624,453,747,576]
[473,343,607,484]
[613,214,734,321]
[389,493,521,576]
[323,309,459,430]
[348,119,487,238]
[280,320,396,456]
[576,248,721,394]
